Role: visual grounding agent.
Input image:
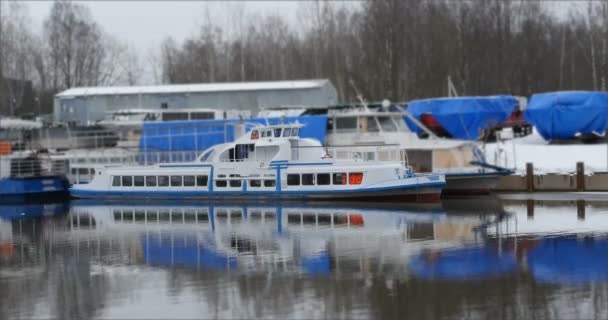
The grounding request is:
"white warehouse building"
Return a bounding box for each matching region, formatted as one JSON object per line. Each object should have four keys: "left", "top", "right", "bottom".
{"left": 54, "top": 79, "right": 338, "bottom": 125}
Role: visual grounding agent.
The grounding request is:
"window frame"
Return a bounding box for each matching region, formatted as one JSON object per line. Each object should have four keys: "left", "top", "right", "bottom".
{"left": 121, "top": 176, "right": 133, "bottom": 187}
{"left": 146, "top": 176, "right": 157, "bottom": 187}
{"left": 170, "top": 176, "right": 183, "bottom": 187}
{"left": 112, "top": 176, "right": 121, "bottom": 187}
{"left": 287, "top": 174, "right": 300, "bottom": 186}
{"left": 317, "top": 173, "right": 331, "bottom": 185}
{"left": 133, "top": 176, "right": 145, "bottom": 187}
{"left": 158, "top": 175, "right": 169, "bottom": 187}
{"left": 183, "top": 175, "right": 195, "bottom": 187}
{"left": 196, "top": 175, "right": 208, "bottom": 187}
{"left": 301, "top": 173, "right": 315, "bottom": 185}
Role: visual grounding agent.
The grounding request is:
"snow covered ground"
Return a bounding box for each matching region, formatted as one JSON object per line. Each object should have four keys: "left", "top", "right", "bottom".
{"left": 484, "top": 128, "right": 608, "bottom": 174}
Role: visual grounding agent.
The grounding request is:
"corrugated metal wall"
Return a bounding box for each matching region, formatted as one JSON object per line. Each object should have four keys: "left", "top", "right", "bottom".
{"left": 54, "top": 82, "right": 338, "bottom": 125}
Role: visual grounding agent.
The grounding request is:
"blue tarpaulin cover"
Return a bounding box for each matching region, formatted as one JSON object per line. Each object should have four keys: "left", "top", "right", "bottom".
{"left": 139, "top": 115, "right": 328, "bottom": 152}
{"left": 528, "top": 237, "right": 608, "bottom": 284}
{"left": 524, "top": 91, "right": 608, "bottom": 140}
{"left": 405, "top": 96, "right": 518, "bottom": 140}
{"left": 302, "top": 251, "right": 331, "bottom": 275}
{"left": 142, "top": 235, "right": 237, "bottom": 270}
{"left": 408, "top": 246, "right": 517, "bottom": 280}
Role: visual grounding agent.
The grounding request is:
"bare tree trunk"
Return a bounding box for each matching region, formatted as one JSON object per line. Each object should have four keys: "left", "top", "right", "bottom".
{"left": 559, "top": 26, "right": 566, "bottom": 89}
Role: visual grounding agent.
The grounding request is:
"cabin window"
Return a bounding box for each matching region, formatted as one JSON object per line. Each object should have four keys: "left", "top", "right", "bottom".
{"left": 112, "top": 176, "right": 121, "bottom": 187}
{"left": 158, "top": 176, "right": 169, "bottom": 187}
{"left": 261, "top": 131, "right": 266, "bottom": 137}
{"left": 230, "top": 180, "right": 242, "bottom": 187}
{"left": 363, "top": 116, "right": 380, "bottom": 132}
{"left": 274, "top": 128, "right": 282, "bottom": 137}
{"left": 190, "top": 112, "right": 214, "bottom": 120}
{"left": 302, "top": 174, "right": 315, "bottom": 185}
{"left": 183, "top": 175, "right": 195, "bottom": 187}
{"left": 122, "top": 176, "right": 133, "bottom": 187}
{"left": 162, "top": 112, "right": 188, "bottom": 121}
{"left": 349, "top": 172, "right": 364, "bottom": 185}
{"left": 146, "top": 176, "right": 157, "bottom": 187}
{"left": 317, "top": 173, "right": 331, "bottom": 185}
{"left": 333, "top": 173, "right": 347, "bottom": 185}
{"left": 216, "top": 180, "right": 227, "bottom": 187}
{"left": 287, "top": 174, "right": 300, "bottom": 186}
{"left": 170, "top": 176, "right": 183, "bottom": 187}
{"left": 336, "top": 117, "right": 357, "bottom": 131}
{"left": 266, "top": 130, "right": 272, "bottom": 137}
{"left": 264, "top": 180, "right": 276, "bottom": 187}
{"left": 196, "top": 175, "right": 208, "bottom": 186}
{"left": 250, "top": 180, "right": 261, "bottom": 187}
{"left": 291, "top": 128, "right": 299, "bottom": 136}
{"left": 378, "top": 116, "right": 397, "bottom": 132}
{"left": 134, "top": 176, "right": 145, "bottom": 187}
{"left": 251, "top": 130, "right": 259, "bottom": 140}
{"left": 283, "top": 128, "right": 291, "bottom": 137}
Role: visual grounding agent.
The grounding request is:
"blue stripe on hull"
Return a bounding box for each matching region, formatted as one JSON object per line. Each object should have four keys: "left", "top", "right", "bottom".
{"left": 70, "top": 181, "right": 445, "bottom": 201}
{"left": 0, "top": 176, "right": 69, "bottom": 196}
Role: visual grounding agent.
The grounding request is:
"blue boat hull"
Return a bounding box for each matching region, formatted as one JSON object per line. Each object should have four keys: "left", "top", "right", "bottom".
{"left": 0, "top": 176, "right": 69, "bottom": 199}
{"left": 70, "top": 182, "right": 445, "bottom": 203}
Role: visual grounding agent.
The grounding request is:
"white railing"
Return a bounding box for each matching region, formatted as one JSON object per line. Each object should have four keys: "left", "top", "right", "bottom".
{"left": 1, "top": 157, "right": 67, "bottom": 178}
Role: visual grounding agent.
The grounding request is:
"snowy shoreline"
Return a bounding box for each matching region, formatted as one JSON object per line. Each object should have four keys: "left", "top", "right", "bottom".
{"left": 484, "top": 129, "right": 608, "bottom": 174}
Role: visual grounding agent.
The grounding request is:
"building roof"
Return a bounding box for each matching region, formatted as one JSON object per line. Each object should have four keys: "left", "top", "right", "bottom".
{"left": 56, "top": 79, "right": 331, "bottom": 98}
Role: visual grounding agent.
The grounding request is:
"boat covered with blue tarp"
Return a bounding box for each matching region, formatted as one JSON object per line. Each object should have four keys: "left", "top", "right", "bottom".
{"left": 139, "top": 115, "right": 328, "bottom": 152}
{"left": 404, "top": 96, "right": 519, "bottom": 140}
{"left": 524, "top": 91, "right": 608, "bottom": 140}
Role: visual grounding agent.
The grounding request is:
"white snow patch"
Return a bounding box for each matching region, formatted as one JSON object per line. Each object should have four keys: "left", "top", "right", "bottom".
{"left": 485, "top": 128, "right": 608, "bottom": 173}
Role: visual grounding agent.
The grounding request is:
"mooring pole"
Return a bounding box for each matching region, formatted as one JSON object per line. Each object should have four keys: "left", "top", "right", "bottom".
{"left": 526, "top": 162, "right": 534, "bottom": 192}
{"left": 576, "top": 162, "right": 585, "bottom": 192}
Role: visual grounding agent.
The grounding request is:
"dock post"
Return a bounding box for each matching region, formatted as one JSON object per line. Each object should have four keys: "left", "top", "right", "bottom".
{"left": 526, "top": 162, "right": 534, "bottom": 192}
{"left": 526, "top": 199, "right": 534, "bottom": 220}
{"left": 577, "top": 200, "right": 586, "bottom": 220}
{"left": 576, "top": 162, "right": 585, "bottom": 192}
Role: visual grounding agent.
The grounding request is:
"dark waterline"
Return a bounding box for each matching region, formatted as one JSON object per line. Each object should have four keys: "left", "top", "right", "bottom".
{"left": 1, "top": 196, "right": 608, "bottom": 319}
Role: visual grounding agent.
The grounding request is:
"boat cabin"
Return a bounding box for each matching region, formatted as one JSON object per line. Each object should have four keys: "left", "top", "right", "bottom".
{"left": 197, "top": 123, "right": 324, "bottom": 164}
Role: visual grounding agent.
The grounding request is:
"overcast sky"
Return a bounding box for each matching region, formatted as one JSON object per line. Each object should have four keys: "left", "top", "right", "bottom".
{"left": 19, "top": 0, "right": 575, "bottom": 85}
{"left": 25, "top": 1, "right": 304, "bottom": 52}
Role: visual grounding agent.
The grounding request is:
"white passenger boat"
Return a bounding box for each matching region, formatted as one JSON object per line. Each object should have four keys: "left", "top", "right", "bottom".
{"left": 70, "top": 123, "right": 445, "bottom": 202}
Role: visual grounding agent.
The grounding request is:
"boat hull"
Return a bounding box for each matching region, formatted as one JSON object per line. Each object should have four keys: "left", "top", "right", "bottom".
{"left": 70, "top": 182, "right": 444, "bottom": 203}
{"left": 443, "top": 172, "right": 506, "bottom": 195}
{"left": 0, "top": 176, "right": 69, "bottom": 199}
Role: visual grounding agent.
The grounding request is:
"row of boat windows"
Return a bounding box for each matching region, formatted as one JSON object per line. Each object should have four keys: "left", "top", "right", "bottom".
{"left": 286, "top": 172, "right": 363, "bottom": 186}
{"left": 112, "top": 175, "right": 209, "bottom": 187}
{"left": 250, "top": 127, "right": 299, "bottom": 139}
{"left": 111, "top": 173, "right": 362, "bottom": 188}
{"left": 215, "top": 179, "right": 276, "bottom": 188}
{"left": 111, "top": 208, "right": 361, "bottom": 226}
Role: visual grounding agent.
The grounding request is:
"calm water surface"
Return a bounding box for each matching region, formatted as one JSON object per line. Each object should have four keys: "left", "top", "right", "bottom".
{"left": 1, "top": 196, "right": 608, "bottom": 319}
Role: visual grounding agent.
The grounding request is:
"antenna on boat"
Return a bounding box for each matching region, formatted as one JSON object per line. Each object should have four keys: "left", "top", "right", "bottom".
{"left": 259, "top": 106, "right": 270, "bottom": 126}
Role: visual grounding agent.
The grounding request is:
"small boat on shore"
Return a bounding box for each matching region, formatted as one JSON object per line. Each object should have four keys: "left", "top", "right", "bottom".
{"left": 70, "top": 123, "right": 445, "bottom": 202}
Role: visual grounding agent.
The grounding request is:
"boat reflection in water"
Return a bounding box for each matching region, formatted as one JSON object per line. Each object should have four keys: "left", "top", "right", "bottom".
{"left": 66, "top": 200, "right": 504, "bottom": 275}
{"left": 6, "top": 199, "right": 608, "bottom": 319}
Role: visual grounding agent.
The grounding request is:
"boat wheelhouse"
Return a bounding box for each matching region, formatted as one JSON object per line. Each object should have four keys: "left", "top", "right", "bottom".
{"left": 70, "top": 123, "right": 445, "bottom": 202}
{"left": 323, "top": 104, "right": 512, "bottom": 194}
